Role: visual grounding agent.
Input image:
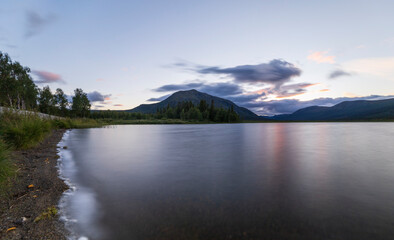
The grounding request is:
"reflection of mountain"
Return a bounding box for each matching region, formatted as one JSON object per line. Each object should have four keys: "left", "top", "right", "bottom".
{"left": 127, "top": 89, "right": 262, "bottom": 120}
{"left": 272, "top": 98, "right": 394, "bottom": 121}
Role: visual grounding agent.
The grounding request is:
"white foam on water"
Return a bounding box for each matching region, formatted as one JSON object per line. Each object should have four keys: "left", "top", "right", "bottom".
{"left": 57, "top": 130, "right": 102, "bottom": 240}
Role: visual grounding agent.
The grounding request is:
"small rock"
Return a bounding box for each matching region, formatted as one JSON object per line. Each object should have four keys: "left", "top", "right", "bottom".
{"left": 13, "top": 219, "right": 23, "bottom": 226}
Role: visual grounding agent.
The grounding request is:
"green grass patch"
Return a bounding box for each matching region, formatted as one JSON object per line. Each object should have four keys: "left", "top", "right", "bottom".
{"left": 0, "top": 112, "right": 51, "bottom": 149}
{"left": 0, "top": 111, "right": 103, "bottom": 202}
{"left": 66, "top": 118, "right": 104, "bottom": 128}
{"left": 34, "top": 206, "right": 58, "bottom": 222}
{"left": 0, "top": 138, "right": 16, "bottom": 199}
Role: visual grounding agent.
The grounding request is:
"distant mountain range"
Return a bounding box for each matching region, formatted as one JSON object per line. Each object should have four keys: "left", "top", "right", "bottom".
{"left": 127, "top": 89, "right": 261, "bottom": 120}
{"left": 271, "top": 98, "right": 394, "bottom": 121}
{"left": 126, "top": 89, "right": 394, "bottom": 121}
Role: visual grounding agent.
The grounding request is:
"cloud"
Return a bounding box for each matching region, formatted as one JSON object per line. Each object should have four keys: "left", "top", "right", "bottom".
{"left": 251, "top": 83, "right": 317, "bottom": 99}
{"left": 196, "top": 59, "right": 301, "bottom": 87}
{"left": 198, "top": 82, "right": 243, "bottom": 96}
{"left": 113, "top": 104, "right": 123, "bottom": 107}
{"left": 25, "top": 11, "right": 55, "bottom": 38}
{"left": 249, "top": 95, "right": 394, "bottom": 116}
{"left": 275, "top": 83, "right": 318, "bottom": 98}
{"left": 151, "top": 80, "right": 318, "bottom": 110}
{"left": 93, "top": 105, "right": 105, "bottom": 108}
{"left": 307, "top": 51, "right": 335, "bottom": 64}
{"left": 153, "top": 82, "right": 242, "bottom": 97}
{"left": 227, "top": 94, "right": 264, "bottom": 104}
{"left": 96, "top": 78, "right": 105, "bottom": 82}
{"left": 343, "top": 57, "right": 394, "bottom": 78}
{"left": 329, "top": 69, "right": 352, "bottom": 79}
{"left": 33, "top": 70, "right": 65, "bottom": 84}
{"left": 87, "top": 91, "right": 111, "bottom": 102}
{"left": 147, "top": 94, "right": 171, "bottom": 102}
{"left": 154, "top": 82, "right": 204, "bottom": 92}
{"left": 356, "top": 44, "right": 366, "bottom": 49}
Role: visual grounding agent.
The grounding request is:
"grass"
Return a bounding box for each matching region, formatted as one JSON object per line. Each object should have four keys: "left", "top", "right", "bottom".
{"left": 0, "top": 111, "right": 104, "bottom": 150}
{"left": 34, "top": 206, "right": 58, "bottom": 222}
{"left": 52, "top": 118, "right": 104, "bottom": 129}
{"left": 0, "top": 111, "right": 103, "bottom": 199}
{"left": 0, "top": 138, "right": 16, "bottom": 199}
{"left": 0, "top": 113, "right": 51, "bottom": 149}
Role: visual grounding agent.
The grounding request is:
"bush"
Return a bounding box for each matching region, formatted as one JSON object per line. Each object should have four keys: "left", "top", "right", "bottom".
{"left": 51, "top": 119, "right": 71, "bottom": 129}
{"left": 1, "top": 115, "right": 51, "bottom": 149}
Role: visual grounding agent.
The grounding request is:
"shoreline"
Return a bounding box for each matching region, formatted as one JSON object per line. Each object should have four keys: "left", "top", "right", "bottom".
{"left": 0, "top": 129, "right": 69, "bottom": 239}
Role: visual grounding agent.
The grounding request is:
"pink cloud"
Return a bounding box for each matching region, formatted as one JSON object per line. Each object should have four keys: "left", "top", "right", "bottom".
{"left": 307, "top": 51, "right": 335, "bottom": 64}
{"left": 33, "top": 70, "right": 65, "bottom": 84}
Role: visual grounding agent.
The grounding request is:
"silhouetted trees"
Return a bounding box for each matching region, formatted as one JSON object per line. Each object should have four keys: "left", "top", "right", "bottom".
{"left": 155, "top": 100, "right": 239, "bottom": 122}
{"left": 54, "top": 88, "right": 69, "bottom": 116}
{"left": 0, "top": 51, "right": 92, "bottom": 118}
{"left": 71, "top": 88, "right": 91, "bottom": 117}
{"left": 0, "top": 52, "right": 38, "bottom": 110}
{"left": 90, "top": 100, "right": 240, "bottom": 123}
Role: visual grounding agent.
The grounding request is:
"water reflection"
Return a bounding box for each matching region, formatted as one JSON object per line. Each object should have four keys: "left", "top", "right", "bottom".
{"left": 59, "top": 123, "right": 394, "bottom": 240}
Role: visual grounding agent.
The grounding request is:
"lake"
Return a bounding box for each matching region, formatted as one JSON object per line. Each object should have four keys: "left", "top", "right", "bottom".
{"left": 57, "top": 123, "right": 394, "bottom": 240}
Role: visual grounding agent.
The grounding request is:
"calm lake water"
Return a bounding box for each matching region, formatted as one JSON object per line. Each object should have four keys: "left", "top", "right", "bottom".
{"left": 58, "top": 123, "right": 394, "bottom": 240}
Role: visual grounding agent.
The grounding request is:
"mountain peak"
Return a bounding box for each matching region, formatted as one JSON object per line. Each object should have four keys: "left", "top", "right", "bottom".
{"left": 127, "top": 89, "right": 262, "bottom": 120}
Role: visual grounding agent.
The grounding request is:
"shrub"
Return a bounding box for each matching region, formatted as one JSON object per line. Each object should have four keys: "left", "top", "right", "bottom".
{"left": 0, "top": 112, "right": 51, "bottom": 149}
{"left": 2, "top": 117, "right": 51, "bottom": 149}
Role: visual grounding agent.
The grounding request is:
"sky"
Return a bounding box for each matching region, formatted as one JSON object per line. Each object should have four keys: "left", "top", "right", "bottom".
{"left": 1, "top": 0, "right": 394, "bottom": 115}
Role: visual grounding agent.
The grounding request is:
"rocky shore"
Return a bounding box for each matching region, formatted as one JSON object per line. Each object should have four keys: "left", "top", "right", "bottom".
{"left": 0, "top": 129, "right": 68, "bottom": 240}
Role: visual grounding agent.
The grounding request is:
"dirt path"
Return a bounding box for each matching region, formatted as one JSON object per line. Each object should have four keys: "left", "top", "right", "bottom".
{"left": 0, "top": 129, "right": 68, "bottom": 240}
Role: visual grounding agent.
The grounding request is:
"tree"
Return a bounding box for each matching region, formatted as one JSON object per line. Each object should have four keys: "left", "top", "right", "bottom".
{"left": 0, "top": 52, "right": 16, "bottom": 107}
{"left": 187, "top": 107, "right": 202, "bottom": 120}
{"left": 0, "top": 52, "right": 39, "bottom": 110}
{"left": 54, "top": 88, "right": 69, "bottom": 116}
{"left": 209, "top": 100, "right": 215, "bottom": 121}
{"left": 72, "top": 88, "right": 91, "bottom": 117}
{"left": 198, "top": 100, "right": 208, "bottom": 113}
{"left": 39, "top": 86, "right": 54, "bottom": 114}
{"left": 180, "top": 109, "right": 186, "bottom": 120}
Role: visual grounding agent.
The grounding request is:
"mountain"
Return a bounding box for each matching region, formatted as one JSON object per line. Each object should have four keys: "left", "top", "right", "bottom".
{"left": 127, "top": 89, "right": 261, "bottom": 120}
{"left": 272, "top": 98, "right": 394, "bottom": 121}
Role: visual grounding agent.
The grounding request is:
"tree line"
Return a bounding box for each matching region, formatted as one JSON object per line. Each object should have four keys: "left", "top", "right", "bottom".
{"left": 91, "top": 100, "right": 240, "bottom": 123}
{"left": 0, "top": 51, "right": 91, "bottom": 117}
{"left": 155, "top": 100, "right": 240, "bottom": 122}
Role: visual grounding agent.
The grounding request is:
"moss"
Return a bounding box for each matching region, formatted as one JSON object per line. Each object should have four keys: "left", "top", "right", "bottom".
{"left": 34, "top": 206, "right": 58, "bottom": 222}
